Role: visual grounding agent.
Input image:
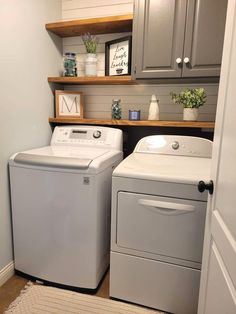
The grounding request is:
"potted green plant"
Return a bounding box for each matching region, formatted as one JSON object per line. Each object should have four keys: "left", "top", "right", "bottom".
{"left": 170, "top": 88, "right": 206, "bottom": 121}
{"left": 82, "top": 32, "right": 99, "bottom": 77}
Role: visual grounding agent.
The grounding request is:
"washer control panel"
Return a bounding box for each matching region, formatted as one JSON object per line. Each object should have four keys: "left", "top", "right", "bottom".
{"left": 50, "top": 126, "right": 123, "bottom": 150}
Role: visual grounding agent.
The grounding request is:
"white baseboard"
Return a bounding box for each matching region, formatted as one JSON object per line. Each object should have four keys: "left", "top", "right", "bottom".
{"left": 0, "top": 261, "right": 15, "bottom": 287}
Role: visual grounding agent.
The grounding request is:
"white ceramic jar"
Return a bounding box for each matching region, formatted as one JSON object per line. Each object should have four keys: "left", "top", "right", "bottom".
{"left": 85, "top": 53, "right": 97, "bottom": 77}
{"left": 183, "top": 108, "right": 199, "bottom": 121}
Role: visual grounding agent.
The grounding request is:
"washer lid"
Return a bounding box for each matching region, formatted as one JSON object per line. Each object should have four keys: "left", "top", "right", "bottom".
{"left": 113, "top": 152, "right": 212, "bottom": 184}
{"left": 13, "top": 146, "right": 109, "bottom": 170}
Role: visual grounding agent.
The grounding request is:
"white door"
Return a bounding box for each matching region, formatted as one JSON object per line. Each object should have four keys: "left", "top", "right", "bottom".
{"left": 198, "top": 0, "right": 236, "bottom": 313}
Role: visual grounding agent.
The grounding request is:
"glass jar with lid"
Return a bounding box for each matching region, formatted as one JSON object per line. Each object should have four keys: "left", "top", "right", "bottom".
{"left": 63, "top": 52, "right": 77, "bottom": 77}
{"left": 111, "top": 99, "right": 122, "bottom": 119}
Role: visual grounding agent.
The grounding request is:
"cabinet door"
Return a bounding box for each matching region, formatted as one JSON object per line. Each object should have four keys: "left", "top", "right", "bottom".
{"left": 132, "top": 0, "right": 187, "bottom": 78}
{"left": 182, "top": 0, "right": 228, "bottom": 77}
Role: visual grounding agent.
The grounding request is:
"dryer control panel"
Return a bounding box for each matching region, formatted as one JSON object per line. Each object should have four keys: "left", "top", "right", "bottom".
{"left": 51, "top": 126, "right": 123, "bottom": 151}
{"left": 135, "top": 135, "right": 212, "bottom": 158}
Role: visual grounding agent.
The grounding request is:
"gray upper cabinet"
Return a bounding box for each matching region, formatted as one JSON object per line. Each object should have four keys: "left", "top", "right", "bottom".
{"left": 183, "top": 0, "right": 228, "bottom": 77}
{"left": 132, "top": 0, "right": 228, "bottom": 79}
{"left": 132, "top": 0, "right": 187, "bottom": 78}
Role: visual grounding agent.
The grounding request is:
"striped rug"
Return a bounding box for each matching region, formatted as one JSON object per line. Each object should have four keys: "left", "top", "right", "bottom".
{"left": 5, "top": 283, "right": 164, "bottom": 314}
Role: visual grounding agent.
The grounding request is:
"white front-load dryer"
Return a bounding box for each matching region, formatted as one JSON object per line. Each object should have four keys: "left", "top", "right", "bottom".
{"left": 110, "top": 135, "right": 212, "bottom": 314}
{"left": 9, "top": 126, "right": 123, "bottom": 290}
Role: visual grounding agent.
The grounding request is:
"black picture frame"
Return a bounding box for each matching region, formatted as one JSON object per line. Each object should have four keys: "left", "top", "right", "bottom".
{"left": 105, "top": 36, "right": 132, "bottom": 76}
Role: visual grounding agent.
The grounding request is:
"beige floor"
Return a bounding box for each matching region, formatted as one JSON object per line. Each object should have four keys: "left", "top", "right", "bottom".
{"left": 0, "top": 271, "right": 109, "bottom": 314}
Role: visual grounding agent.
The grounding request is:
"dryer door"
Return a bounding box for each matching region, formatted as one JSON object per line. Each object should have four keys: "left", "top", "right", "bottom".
{"left": 116, "top": 192, "right": 206, "bottom": 263}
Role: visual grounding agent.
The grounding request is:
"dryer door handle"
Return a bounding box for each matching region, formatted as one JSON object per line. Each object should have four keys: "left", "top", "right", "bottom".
{"left": 138, "top": 199, "right": 195, "bottom": 215}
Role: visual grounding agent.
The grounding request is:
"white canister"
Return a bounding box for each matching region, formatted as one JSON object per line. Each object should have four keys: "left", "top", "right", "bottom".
{"left": 183, "top": 108, "right": 199, "bottom": 121}
{"left": 85, "top": 53, "right": 97, "bottom": 77}
{"left": 148, "top": 94, "right": 160, "bottom": 120}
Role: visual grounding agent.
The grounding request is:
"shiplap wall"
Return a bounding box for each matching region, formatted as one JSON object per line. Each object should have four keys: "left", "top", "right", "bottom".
{"left": 62, "top": 0, "right": 218, "bottom": 121}
{"left": 62, "top": 0, "right": 134, "bottom": 20}
{"left": 65, "top": 84, "right": 218, "bottom": 121}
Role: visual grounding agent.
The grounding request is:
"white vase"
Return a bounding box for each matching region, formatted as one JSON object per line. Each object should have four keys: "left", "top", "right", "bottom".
{"left": 148, "top": 94, "right": 160, "bottom": 120}
{"left": 85, "top": 53, "right": 97, "bottom": 77}
{"left": 183, "top": 108, "right": 199, "bottom": 121}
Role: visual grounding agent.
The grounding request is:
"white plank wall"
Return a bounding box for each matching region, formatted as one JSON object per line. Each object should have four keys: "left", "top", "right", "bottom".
{"left": 62, "top": 0, "right": 134, "bottom": 20}
{"left": 65, "top": 84, "right": 218, "bottom": 121}
{"left": 62, "top": 0, "right": 218, "bottom": 121}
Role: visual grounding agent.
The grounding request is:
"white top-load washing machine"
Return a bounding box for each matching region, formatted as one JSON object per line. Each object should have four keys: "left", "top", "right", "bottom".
{"left": 9, "top": 125, "right": 123, "bottom": 290}
{"left": 110, "top": 135, "right": 212, "bottom": 314}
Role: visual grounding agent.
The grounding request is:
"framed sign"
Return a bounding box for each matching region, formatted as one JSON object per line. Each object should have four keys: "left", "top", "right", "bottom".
{"left": 105, "top": 36, "right": 132, "bottom": 76}
{"left": 55, "top": 90, "right": 83, "bottom": 118}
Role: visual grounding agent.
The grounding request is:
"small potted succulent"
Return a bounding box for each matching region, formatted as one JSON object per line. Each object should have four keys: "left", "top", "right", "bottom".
{"left": 82, "top": 32, "right": 99, "bottom": 77}
{"left": 170, "top": 88, "right": 206, "bottom": 121}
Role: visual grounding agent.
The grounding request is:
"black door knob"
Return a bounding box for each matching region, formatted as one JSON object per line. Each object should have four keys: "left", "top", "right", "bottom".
{"left": 198, "top": 180, "right": 214, "bottom": 195}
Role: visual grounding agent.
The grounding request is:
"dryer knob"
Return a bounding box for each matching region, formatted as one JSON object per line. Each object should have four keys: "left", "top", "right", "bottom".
{"left": 93, "top": 130, "right": 101, "bottom": 139}
{"left": 172, "top": 141, "right": 179, "bottom": 150}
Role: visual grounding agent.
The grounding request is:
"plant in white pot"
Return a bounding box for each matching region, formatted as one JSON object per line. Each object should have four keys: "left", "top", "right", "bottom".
{"left": 170, "top": 88, "right": 206, "bottom": 121}
{"left": 82, "top": 33, "right": 99, "bottom": 77}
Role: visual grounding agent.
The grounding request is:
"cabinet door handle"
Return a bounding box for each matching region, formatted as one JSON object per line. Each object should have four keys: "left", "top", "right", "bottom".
{"left": 176, "top": 57, "right": 182, "bottom": 64}
{"left": 138, "top": 199, "right": 195, "bottom": 215}
{"left": 184, "top": 57, "right": 190, "bottom": 64}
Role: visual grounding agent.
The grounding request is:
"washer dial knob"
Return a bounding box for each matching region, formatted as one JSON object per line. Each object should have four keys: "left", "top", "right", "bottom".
{"left": 93, "top": 130, "right": 101, "bottom": 139}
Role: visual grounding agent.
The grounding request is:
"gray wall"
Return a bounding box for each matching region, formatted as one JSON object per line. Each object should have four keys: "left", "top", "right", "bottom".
{"left": 0, "top": 0, "right": 62, "bottom": 271}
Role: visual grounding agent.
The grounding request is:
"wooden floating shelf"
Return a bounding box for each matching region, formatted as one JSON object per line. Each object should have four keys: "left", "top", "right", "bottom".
{"left": 49, "top": 118, "right": 215, "bottom": 129}
{"left": 45, "top": 14, "right": 133, "bottom": 37}
{"left": 48, "top": 75, "right": 135, "bottom": 85}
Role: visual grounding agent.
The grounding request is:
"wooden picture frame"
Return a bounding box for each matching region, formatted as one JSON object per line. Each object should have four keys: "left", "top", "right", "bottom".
{"left": 55, "top": 90, "right": 83, "bottom": 118}
{"left": 105, "top": 36, "right": 132, "bottom": 76}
